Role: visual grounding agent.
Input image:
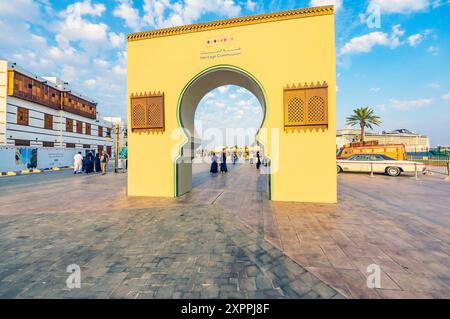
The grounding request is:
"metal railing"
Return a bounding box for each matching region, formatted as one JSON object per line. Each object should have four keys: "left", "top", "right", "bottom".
{"left": 407, "top": 154, "right": 450, "bottom": 176}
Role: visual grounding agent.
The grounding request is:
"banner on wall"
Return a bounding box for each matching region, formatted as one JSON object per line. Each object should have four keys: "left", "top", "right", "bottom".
{"left": 0, "top": 147, "right": 81, "bottom": 172}
{"left": 14, "top": 148, "right": 37, "bottom": 169}
{"left": 119, "top": 147, "right": 128, "bottom": 159}
{"left": 37, "top": 149, "right": 78, "bottom": 169}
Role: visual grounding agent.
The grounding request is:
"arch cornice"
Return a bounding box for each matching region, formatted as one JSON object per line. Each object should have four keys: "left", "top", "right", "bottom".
{"left": 127, "top": 5, "right": 333, "bottom": 42}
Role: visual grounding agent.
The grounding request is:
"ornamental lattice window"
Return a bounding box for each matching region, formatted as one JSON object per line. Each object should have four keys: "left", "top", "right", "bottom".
{"left": 284, "top": 82, "right": 328, "bottom": 130}
{"left": 130, "top": 92, "right": 165, "bottom": 132}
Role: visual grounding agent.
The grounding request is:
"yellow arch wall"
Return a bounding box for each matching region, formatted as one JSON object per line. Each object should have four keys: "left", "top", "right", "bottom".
{"left": 127, "top": 6, "right": 337, "bottom": 203}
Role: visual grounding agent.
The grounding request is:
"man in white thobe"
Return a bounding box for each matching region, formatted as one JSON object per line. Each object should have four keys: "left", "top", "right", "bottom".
{"left": 73, "top": 152, "right": 83, "bottom": 174}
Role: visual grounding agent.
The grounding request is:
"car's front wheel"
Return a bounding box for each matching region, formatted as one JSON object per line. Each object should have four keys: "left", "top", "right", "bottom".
{"left": 386, "top": 166, "right": 401, "bottom": 176}
{"left": 337, "top": 165, "right": 342, "bottom": 173}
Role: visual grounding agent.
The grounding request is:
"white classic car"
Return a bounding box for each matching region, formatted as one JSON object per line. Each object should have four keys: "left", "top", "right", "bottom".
{"left": 337, "top": 154, "right": 426, "bottom": 176}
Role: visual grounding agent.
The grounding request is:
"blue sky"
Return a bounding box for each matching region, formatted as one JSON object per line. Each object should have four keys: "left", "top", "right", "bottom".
{"left": 0, "top": 0, "right": 449, "bottom": 146}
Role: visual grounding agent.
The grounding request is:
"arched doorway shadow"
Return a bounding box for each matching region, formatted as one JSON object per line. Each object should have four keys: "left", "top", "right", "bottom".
{"left": 175, "top": 65, "right": 270, "bottom": 198}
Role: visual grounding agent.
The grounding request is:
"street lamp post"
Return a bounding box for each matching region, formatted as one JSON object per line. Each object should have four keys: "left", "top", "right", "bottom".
{"left": 114, "top": 124, "right": 119, "bottom": 173}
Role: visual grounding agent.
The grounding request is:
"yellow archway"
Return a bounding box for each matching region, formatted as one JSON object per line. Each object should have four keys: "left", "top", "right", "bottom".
{"left": 127, "top": 5, "right": 337, "bottom": 203}
{"left": 176, "top": 65, "right": 267, "bottom": 196}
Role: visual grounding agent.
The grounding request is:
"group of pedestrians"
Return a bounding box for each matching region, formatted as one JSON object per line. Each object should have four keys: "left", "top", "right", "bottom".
{"left": 210, "top": 149, "right": 228, "bottom": 174}
{"left": 73, "top": 150, "right": 109, "bottom": 175}
{"left": 209, "top": 150, "right": 262, "bottom": 173}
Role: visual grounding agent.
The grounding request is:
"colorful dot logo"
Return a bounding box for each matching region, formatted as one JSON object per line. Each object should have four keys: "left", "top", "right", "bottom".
{"left": 207, "top": 37, "right": 234, "bottom": 45}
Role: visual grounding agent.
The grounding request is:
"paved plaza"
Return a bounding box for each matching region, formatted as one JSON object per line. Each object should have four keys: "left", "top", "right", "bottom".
{"left": 0, "top": 163, "right": 449, "bottom": 298}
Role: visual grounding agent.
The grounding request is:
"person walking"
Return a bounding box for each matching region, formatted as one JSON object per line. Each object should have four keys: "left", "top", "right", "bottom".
{"left": 232, "top": 151, "right": 238, "bottom": 165}
{"left": 210, "top": 152, "right": 218, "bottom": 174}
{"left": 94, "top": 153, "right": 101, "bottom": 173}
{"left": 100, "top": 150, "right": 109, "bottom": 175}
{"left": 220, "top": 149, "right": 228, "bottom": 173}
{"left": 73, "top": 152, "right": 83, "bottom": 174}
{"left": 256, "top": 151, "right": 261, "bottom": 170}
{"left": 85, "top": 151, "right": 94, "bottom": 174}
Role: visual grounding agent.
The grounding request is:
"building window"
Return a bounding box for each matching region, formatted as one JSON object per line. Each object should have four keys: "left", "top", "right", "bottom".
{"left": 106, "top": 128, "right": 111, "bottom": 137}
{"left": 66, "top": 143, "right": 75, "bottom": 148}
{"left": 83, "top": 144, "right": 90, "bottom": 149}
{"left": 76, "top": 121, "right": 83, "bottom": 134}
{"left": 86, "top": 123, "right": 91, "bottom": 135}
{"left": 43, "top": 141, "right": 54, "bottom": 147}
{"left": 130, "top": 92, "right": 165, "bottom": 132}
{"left": 98, "top": 126, "right": 103, "bottom": 137}
{"left": 17, "top": 107, "right": 29, "bottom": 126}
{"left": 28, "top": 83, "right": 33, "bottom": 89}
{"left": 15, "top": 139, "right": 30, "bottom": 146}
{"left": 66, "top": 118, "right": 73, "bottom": 132}
{"left": 44, "top": 114, "right": 53, "bottom": 130}
{"left": 97, "top": 145, "right": 104, "bottom": 154}
{"left": 107, "top": 146, "right": 112, "bottom": 155}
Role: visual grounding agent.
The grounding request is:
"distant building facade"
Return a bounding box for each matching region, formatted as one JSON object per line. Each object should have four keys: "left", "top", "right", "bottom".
{"left": 336, "top": 128, "right": 430, "bottom": 153}
{"left": 0, "top": 60, "right": 114, "bottom": 155}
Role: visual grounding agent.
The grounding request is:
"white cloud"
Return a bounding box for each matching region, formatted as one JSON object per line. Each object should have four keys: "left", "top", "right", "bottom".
{"left": 143, "top": 0, "right": 241, "bottom": 29}
{"left": 340, "top": 25, "right": 405, "bottom": 55}
{"left": 237, "top": 98, "right": 258, "bottom": 108}
{"left": 217, "top": 86, "right": 229, "bottom": 94}
{"left": 84, "top": 79, "right": 97, "bottom": 87}
{"left": 340, "top": 32, "right": 390, "bottom": 55}
{"left": 427, "top": 46, "right": 439, "bottom": 55}
{"left": 369, "top": 0, "right": 430, "bottom": 14}
{"left": 429, "top": 82, "right": 441, "bottom": 89}
{"left": 214, "top": 101, "right": 226, "bottom": 109}
{"left": 389, "top": 98, "right": 434, "bottom": 110}
{"left": 246, "top": 0, "right": 257, "bottom": 11}
{"left": 407, "top": 33, "right": 423, "bottom": 46}
{"left": 57, "top": 0, "right": 108, "bottom": 44}
{"left": 310, "top": 0, "right": 343, "bottom": 11}
{"left": 113, "top": 0, "right": 143, "bottom": 31}
{"left": 94, "top": 58, "right": 109, "bottom": 68}
{"left": 442, "top": 92, "right": 450, "bottom": 101}
{"left": 432, "top": 0, "right": 448, "bottom": 8}
{"left": 0, "top": 0, "right": 44, "bottom": 22}
{"left": 112, "top": 51, "right": 127, "bottom": 75}
{"left": 109, "top": 32, "right": 125, "bottom": 48}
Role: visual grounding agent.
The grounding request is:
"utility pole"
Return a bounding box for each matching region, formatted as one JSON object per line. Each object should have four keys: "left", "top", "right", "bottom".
{"left": 114, "top": 123, "right": 119, "bottom": 173}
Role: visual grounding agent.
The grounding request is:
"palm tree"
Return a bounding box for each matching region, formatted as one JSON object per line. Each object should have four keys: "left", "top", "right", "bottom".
{"left": 346, "top": 107, "right": 381, "bottom": 142}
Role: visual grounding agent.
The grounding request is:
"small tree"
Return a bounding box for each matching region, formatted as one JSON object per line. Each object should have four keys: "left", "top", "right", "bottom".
{"left": 346, "top": 107, "right": 381, "bottom": 142}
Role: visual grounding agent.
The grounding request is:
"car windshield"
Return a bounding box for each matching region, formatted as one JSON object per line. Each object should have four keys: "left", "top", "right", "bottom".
{"left": 348, "top": 155, "right": 370, "bottom": 161}
{"left": 348, "top": 154, "right": 396, "bottom": 161}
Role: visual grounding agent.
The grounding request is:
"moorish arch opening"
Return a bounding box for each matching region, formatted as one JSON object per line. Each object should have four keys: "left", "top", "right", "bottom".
{"left": 176, "top": 66, "right": 269, "bottom": 197}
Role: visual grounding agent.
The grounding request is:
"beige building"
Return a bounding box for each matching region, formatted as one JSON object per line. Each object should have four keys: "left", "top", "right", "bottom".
{"left": 336, "top": 128, "right": 430, "bottom": 153}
